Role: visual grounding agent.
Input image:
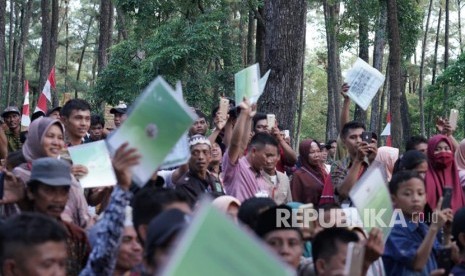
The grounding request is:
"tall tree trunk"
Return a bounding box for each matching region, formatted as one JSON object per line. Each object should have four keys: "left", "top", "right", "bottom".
{"left": 98, "top": 0, "right": 112, "bottom": 73}
{"left": 400, "top": 67, "right": 410, "bottom": 142}
{"left": 239, "top": 0, "right": 247, "bottom": 66}
{"left": 13, "top": 0, "right": 32, "bottom": 106}
{"left": 0, "top": 0, "right": 6, "bottom": 106}
{"left": 254, "top": 5, "right": 266, "bottom": 73}
{"left": 116, "top": 6, "right": 128, "bottom": 42}
{"left": 6, "top": 0, "right": 14, "bottom": 105}
{"left": 246, "top": 10, "right": 255, "bottom": 65}
{"left": 370, "top": 0, "right": 387, "bottom": 136}
{"left": 259, "top": 0, "right": 307, "bottom": 137}
{"left": 444, "top": 0, "right": 450, "bottom": 114}
{"left": 432, "top": 7, "right": 442, "bottom": 85}
{"left": 387, "top": 0, "right": 403, "bottom": 149}
{"left": 458, "top": 0, "right": 463, "bottom": 54}
{"left": 354, "top": 0, "right": 369, "bottom": 125}
{"left": 323, "top": 0, "right": 341, "bottom": 140}
{"left": 39, "top": 0, "right": 51, "bottom": 107}
{"left": 378, "top": 64, "right": 389, "bottom": 143}
{"left": 76, "top": 12, "right": 95, "bottom": 97}
{"left": 419, "top": 0, "right": 433, "bottom": 136}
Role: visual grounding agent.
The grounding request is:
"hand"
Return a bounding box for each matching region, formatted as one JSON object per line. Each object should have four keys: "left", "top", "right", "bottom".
{"left": 367, "top": 139, "right": 378, "bottom": 163}
{"left": 429, "top": 269, "right": 446, "bottom": 276}
{"left": 71, "top": 165, "right": 88, "bottom": 180}
{"left": 214, "top": 112, "right": 229, "bottom": 131}
{"left": 355, "top": 142, "right": 370, "bottom": 162}
{"left": 341, "top": 83, "right": 350, "bottom": 99}
{"left": 435, "top": 117, "right": 453, "bottom": 136}
{"left": 112, "top": 142, "right": 141, "bottom": 190}
{"left": 363, "top": 227, "right": 384, "bottom": 265}
{"left": 239, "top": 98, "right": 256, "bottom": 118}
{"left": 271, "top": 126, "right": 283, "bottom": 142}
{"left": 0, "top": 170, "right": 24, "bottom": 204}
{"left": 431, "top": 197, "right": 452, "bottom": 231}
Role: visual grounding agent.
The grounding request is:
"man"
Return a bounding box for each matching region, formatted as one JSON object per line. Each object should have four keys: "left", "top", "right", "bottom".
{"left": 252, "top": 112, "right": 297, "bottom": 173}
{"left": 330, "top": 121, "right": 377, "bottom": 205}
{"left": 174, "top": 135, "right": 224, "bottom": 206}
{"left": 47, "top": 106, "right": 62, "bottom": 120}
{"left": 326, "top": 139, "right": 337, "bottom": 162}
{"left": 405, "top": 135, "right": 428, "bottom": 154}
{"left": 0, "top": 213, "right": 68, "bottom": 276}
{"left": 262, "top": 150, "right": 292, "bottom": 205}
{"left": 222, "top": 99, "right": 279, "bottom": 202}
{"left": 89, "top": 114, "right": 105, "bottom": 141}
{"left": 60, "top": 99, "right": 91, "bottom": 146}
{"left": 110, "top": 102, "right": 127, "bottom": 129}
{"left": 2, "top": 106, "right": 23, "bottom": 153}
{"left": 188, "top": 108, "right": 208, "bottom": 136}
{"left": 25, "top": 157, "right": 90, "bottom": 275}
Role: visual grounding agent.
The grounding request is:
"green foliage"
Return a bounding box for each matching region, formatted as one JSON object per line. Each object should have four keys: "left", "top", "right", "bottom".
{"left": 398, "top": 0, "right": 423, "bottom": 59}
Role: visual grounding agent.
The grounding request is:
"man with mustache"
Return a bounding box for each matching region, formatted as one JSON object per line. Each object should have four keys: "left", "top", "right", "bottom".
{"left": 26, "top": 157, "right": 90, "bottom": 275}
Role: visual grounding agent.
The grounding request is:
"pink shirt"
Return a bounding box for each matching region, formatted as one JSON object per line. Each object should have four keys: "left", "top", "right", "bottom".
{"left": 222, "top": 150, "right": 268, "bottom": 202}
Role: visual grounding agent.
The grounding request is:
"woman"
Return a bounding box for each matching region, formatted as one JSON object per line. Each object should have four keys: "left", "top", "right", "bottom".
{"left": 455, "top": 139, "right": 465, "bottom": 188}
{"left": 291, "top": 139, "right": 328, "bottom": 206}
{"left": 212, "top": 195, "right": 241, "bottom": 224}
{"left": 425, "top": 135, "right": 465, "bottom": 213}
{"left": 375, "top": 146, "right": 399, "bottom": 181}
{"left": 14, "top": 117, "right": 92, "bottom": 228}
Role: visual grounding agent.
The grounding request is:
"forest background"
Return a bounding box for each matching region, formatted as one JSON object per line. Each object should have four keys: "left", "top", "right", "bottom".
{"left": 0, "top": 0, "right": 463, "bottom": 150}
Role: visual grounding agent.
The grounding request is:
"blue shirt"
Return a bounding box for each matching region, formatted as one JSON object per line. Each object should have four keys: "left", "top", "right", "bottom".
{"left": 383, "top": 220, "right": 440, "bottom": 276}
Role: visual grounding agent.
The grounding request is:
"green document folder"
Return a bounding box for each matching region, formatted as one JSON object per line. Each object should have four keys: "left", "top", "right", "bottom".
{"left": 161, "top": 202, "right": 295, "bottom": 276}
{"left": 235, "top": 63, "right": 271, "bottom": 105}
{"left": 107, "top": 77, "right": 196, "bottom": 187}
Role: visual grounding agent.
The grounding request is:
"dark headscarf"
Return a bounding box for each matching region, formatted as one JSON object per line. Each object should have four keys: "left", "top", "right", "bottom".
{"left": 298, "top": 139, "right": 326, "bottom": 181}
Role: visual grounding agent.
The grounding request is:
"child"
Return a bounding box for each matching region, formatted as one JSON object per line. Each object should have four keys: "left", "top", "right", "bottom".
{"left": 89, "top": 114, "right": 105, "bottom": 141}
{"left": 383, "top": 170, "right": 453, "bottom": 275}
{"left": 451, "top": 207, "right": 465, "bottom": 274}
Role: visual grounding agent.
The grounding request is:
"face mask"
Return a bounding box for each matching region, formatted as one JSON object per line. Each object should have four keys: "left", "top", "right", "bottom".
{"left": 433, "top": 151, "right": 454, "bottom": 169}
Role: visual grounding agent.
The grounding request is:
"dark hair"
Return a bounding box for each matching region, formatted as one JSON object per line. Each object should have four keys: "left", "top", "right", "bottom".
{"left": 60, "top": 99, "right": 91, "bottom": 118}
{"left": 392, "top": 150, "right": 427, "bottom": 174}
{"left": 341, "top": 121, "right": 366, "bottom": 139}
{"left": 325, "top": 139, "right": 337, "bottom": 150}
{"left": 131, "top": 187, "right": 189, "bottom": 234}
{"left": 252, "top": 112, "right": 267, "bottom": 130}
{"left": 0, "top": 213, "right": 67, "bottom": 266}
{"left": 31, "top": 111, "right": 45, "bottom": 122}
{"left": 406, "top": 135, "right": 428, "bottom": 152}
{"left": 238, "top": 197, "right": 277, "bottom": 230}
{"left": 27, "top": 180, "right": 70, "bottom": 194}
{"left": 248, "top": 132, "right": 279, "bottom": 151}
{"left": 90, "top": 114, "right": 105, "bottom": 128}
{"left": 194, "top": 108, "right": 207, "bottom": 120}
{"left": 311, "top": 227, "right": 359, "bottom": 270}
{"left": 389, "top": 170, "right": 424, "bottom": 195}
{"left": 6, "top": 150, "right": 26, "bottom": 171}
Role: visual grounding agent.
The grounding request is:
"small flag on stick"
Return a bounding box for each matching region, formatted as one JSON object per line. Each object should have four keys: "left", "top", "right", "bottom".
{"left": 34, "top": 67, "right": 56, "bottom": 113}
{"left": 21, "top": 80, "right": 31, "bottom": 127}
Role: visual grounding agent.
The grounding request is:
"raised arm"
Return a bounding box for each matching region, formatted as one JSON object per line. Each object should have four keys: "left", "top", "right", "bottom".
{"left": 340, "top": 83, "right": 350, "bottom": 133}
{"left": 228, "top": 99, "right": 255, "bottom": 164}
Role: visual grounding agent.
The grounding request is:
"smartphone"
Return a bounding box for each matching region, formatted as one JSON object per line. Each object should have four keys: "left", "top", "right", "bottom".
{"left": 0, "top": 172, "right": 4, "bottom": 199}
{"left": 361, "top": 131, "right": 372, "bottom": 143}
{"left": 218, "top": 97, "right": 230, "bottom": 120}
{"left": 437, "top": 247, "right": 453, "bottom": 274}
{"left": 267, "top": 114, "right": 275, "bottom": 131}
{"left": 284, "top": 130, "right": 290, "bottom": 139}
{"left": 449, "top": 109, "right": 459, "bottom": 130}
{"left": 442, "top": 187, "right": 452, "bottom": 209}
{"left": 344, "top": 242, "right": 365, "bottom": 276}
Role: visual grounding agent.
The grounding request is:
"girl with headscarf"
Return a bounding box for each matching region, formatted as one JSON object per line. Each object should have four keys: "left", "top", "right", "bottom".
{"left": 375, "top": 146, "right": 399, "bottom": 181}
{"left": 425, "top": 135, "right": 465, "bottom": 213}
{"left": 13, "top": 117, "right": 92, "bottom": 228}
{"left": 291, "top": 139, "right": 328, "bottom": 206}
{"left": 454, "top": 139, "right": 465, "bottom": 189}
{"left": 212, "top": 195, "right": 241, "bottom": 224}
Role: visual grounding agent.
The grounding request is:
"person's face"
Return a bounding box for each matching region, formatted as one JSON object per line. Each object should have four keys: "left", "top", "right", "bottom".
{"left": 3, "top": 241, "right": 67, "bottom": 276}
{"left": 41, "top": 125, "right": 65, "bottom": 158}
{"left": 251, "top": 144, "right": 278, "bottom": 171}
{"left": 48, "top": 111, "right": 60, "bottom": 120}
{"left": 264, "top": 230, "right": 303, "bottom": 269}
{"left": 414, "top": 142, "right": 428, "bottom": 154}
{"left": 90, "top": 123, "right": 104, "bottom": 140}
{"left": 320, "top": 148, "right": 328, "bottom": 162}
{"left": 4, "top": 113, "right": 20, "bottom": 130}
{"left": 392, "top": 177, "right": 426, "bottom": 218}
{"left": 63, "top": 109, "right": 91, "bottom": 139}
{"left": 29, "top": 184, "right": 70, "bottom": 219}
{"left": 189, "top": 143, "right": 211, "bottom": 173}
{"left": 342, "top": 128, "right": 364, "bottom": 157}
{"left": 307, "top": 142, "right": 321, "bottom": 166}
{"left": 315, "top": 241, "right": 348, "bottom": 276}
{"left": 114, "top": 113, "right": 127, "bottom": 128}
{"left": 434, "top": 141, "right": 452, "bottom": 154}
{"left": 189, "top": 118, "right": 208, "bottom": 136}
{"left": 116, "top": 226, "right": 143, "bottom": 272}
{"left": 413, "top": 161, "right": 428, "bottom": 180}
{"left": 211, "top": 143, "right": 222, "bottom": 163}
{"left": 328, "top": 142, "right": 337, "bottom": 157}
{"left": 226, "top": 203, "right": 239, "bottom": 224}
{"left": 254, "top": 119, "right": 268, "bottom": 134}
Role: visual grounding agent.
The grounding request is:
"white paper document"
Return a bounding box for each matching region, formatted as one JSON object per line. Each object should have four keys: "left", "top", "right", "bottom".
{"left": 345, "top": 58, "right": 385, "bottom": 111}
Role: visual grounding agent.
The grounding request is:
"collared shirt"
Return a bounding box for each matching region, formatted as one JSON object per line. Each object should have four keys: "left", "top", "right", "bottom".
{"left": 174, "top": 170, "right": 224, "bottom": 206}
{"left": 330, "top": 156, "right": 368, "bottom": 204}
{"left": 262, "top": 170, "right": 292, "bottom": 205}
{"left": 61, "top": 219, "right": 91, "bottom": 276}
{"left": 383, "top": 219, "right": 440, "bottom": 275}
{"left": 80, "top": 186, "right": 133, "bottom": 276}
{"left": 222, "top": 150, "right": 268, "bottom": 202}
{"left": 5, "top": 129, "right": 22, "bottom": 152}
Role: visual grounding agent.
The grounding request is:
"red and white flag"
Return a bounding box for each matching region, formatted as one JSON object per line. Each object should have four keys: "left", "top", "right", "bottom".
{"left": 381, "top": 112, "right": 392, "bottom": 146}
{"left": 34, "top": 67, "right": 56, "bottom": 113}
{"left": 21, "top": 80, "right": 31, "bottom": 127}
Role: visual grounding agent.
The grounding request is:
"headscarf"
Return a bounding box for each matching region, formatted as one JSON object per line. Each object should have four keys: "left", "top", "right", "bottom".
{"left": 455, "top": 139, "right": 465, "bottom": 171}
{"left": 212, "top": 195, "right": 241, "bottom": 213}
{"left": 425, "top": 135, "right": 465, "bottom": 212}
{"left": 298, "top": 139, "right": 327, "bottom": 182}
{"left": 375, "top": 146, "right": 399, "bottom": 181}
{"left": 22, "top": 117, "right": 65, "bottom": 162}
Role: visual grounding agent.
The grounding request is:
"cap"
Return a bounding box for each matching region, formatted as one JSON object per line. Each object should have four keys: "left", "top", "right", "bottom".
{"left": 46, "top": 106, "right": 61, "bottom": 117}
{"left": 1, "top": 106, "right": 20, "bottom": 118}
{"left": 453, "top": 207, "right": 465, "bottom": 243}
{"left": 145, "top": 209, "right": 189, "bottom": 251}
{"left": 255, "top": 205, "right": 302, "bottom": 238}
{"left": 31, "top": 111, "right": 45, "bottom": 122}
{"left": 188, "top": 134, "right": 211, "bottom": 148}
{"left": 29, "top": 157, "right": 72, "bottom": 186}
{"left": 110, "top": 102, "right": 127, "bottom": 114}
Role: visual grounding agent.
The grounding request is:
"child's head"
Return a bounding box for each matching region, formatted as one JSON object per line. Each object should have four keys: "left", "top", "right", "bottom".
{"left": 389, "top": 171, "right": 426, "bottom": 217}
{"left": 393, "top": 150, "right": 428, "bottom": 179}
{"left": 453, "top": 207, "right": 465, "bottom": 253}
{"left": 89, "top": 115, "right": 105, "bottom": 141}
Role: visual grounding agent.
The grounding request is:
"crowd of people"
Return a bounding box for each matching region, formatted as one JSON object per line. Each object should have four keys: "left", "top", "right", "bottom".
{"left": 0, "top": 84, "right": 465, "bottom": 276}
